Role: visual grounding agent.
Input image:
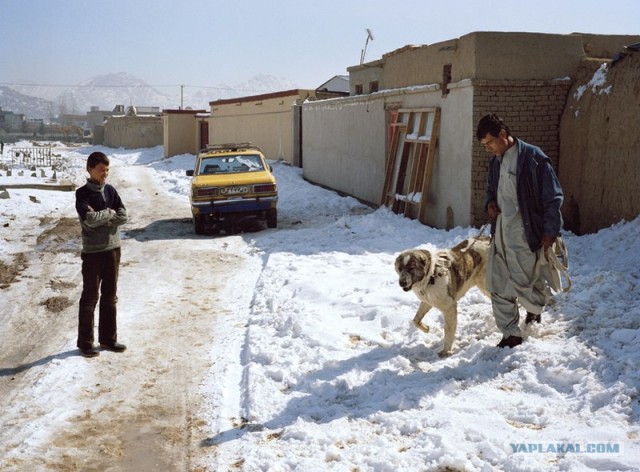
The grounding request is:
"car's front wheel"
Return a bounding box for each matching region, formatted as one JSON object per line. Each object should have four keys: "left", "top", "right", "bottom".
{"left": 266, "top": 209, "right": 277, "bottom": 228}
{"left": 194, "top": 215, "right": 206, "bottom": 235}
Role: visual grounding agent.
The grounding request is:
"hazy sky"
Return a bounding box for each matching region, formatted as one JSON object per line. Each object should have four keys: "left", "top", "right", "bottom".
{"left": 2, "top": 0, "right": 639, "bottom": 91}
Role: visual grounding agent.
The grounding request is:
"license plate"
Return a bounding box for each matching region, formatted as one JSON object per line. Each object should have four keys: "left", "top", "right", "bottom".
{"left": 221, "top": 186, "right": 248, "bottom": 195}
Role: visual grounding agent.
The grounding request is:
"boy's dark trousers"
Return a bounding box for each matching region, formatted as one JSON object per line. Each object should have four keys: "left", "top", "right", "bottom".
{"left": 77, "top": 248, "right": 121, "bottom": 350}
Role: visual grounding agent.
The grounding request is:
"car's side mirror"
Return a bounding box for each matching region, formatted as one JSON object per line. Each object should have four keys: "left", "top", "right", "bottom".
{"left": 269, "top": 165, "right": 273, "bottom": 172}
{"left": 186, "top": 170, "right": 194, "bottom": 176}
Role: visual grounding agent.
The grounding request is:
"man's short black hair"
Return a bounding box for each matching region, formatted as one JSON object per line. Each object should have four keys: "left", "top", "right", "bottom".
{"left": 87, "top": 151, "right": 109, "bottom": 170}
{"left": 476, "top": 113, "right": 511, "bottom": 141}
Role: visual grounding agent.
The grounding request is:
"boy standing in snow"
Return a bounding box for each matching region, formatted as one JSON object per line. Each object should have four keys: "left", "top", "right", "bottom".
{"left": 75, "top": 151, "right": 128, "bottom": 358}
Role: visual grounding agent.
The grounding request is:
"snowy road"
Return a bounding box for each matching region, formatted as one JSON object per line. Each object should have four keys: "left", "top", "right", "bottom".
{"left": 0, "top": 158, "right": 251, "bottom": 469}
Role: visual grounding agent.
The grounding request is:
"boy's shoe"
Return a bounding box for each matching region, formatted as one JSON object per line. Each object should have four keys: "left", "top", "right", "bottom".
{"left": 525, "top": 312, "right": 542, "bottom": 324}
{"left": 497, "top": 336, "right": 523, "bottom": 348}
{"left": 79, "top": 347, "right": 100, "bottom": 358}
{"left": 100, "top": 342, "right": 127, "bottom": 353}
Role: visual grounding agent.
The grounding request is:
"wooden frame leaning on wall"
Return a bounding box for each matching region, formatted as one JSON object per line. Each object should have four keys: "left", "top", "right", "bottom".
{"left": 381, "top": 107, "right": 441, "bottom": 224}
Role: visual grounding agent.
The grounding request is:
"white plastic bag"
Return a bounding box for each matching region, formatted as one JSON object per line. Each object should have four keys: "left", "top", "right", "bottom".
{"left": 541, "top": 237, "right": 571, "bottom": 293}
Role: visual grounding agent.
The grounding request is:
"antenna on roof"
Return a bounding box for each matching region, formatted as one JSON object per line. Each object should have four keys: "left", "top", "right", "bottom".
{"left": 360, "top": 28, "right": 374, "bottom": 65}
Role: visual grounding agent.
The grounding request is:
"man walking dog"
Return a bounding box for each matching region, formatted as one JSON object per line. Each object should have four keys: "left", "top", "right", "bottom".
{"left": 477, "top": 113, "right": 564, "bottom": 348}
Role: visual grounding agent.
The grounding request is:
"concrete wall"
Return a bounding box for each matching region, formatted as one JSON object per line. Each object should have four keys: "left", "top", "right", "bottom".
{"left": 302, "top": 83, "right": 477, "bottom": 229}
{"left": 103, "top": 116, "right": 162, "bottom": 149}
{"left": 302, "top": 95, "right": 387, "bottom": 206}
{"left": 209, "top": 90, "right": 315, "bottom": 164}
{"left": 163, "top": 110, "right": 206, "bottom": 158}
{"left": 428, "top": 81, "right": 475, "bottom": 229}
{"left": 559, "top": 54, "right": 640, "bottom": 234}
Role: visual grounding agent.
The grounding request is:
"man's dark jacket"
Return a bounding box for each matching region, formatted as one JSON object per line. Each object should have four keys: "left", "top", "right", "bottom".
{"left": 484, "top": 138, "right": 564, "bottom": 252}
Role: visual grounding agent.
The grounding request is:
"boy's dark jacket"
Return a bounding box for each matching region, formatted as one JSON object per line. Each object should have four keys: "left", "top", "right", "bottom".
{"left": 75, "top": 180, "right": 128, "bottom": 253}
{"left": 484, "top": 138, "right": 564, "bottom": 252}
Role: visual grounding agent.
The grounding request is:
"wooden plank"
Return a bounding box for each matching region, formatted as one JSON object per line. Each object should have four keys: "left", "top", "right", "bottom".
{"left": 418, "top": 108, "right": 441, "bottom": 223}
{"left": 397, "top": 107, "right": 439, "bottom": 114}
{"left": 403, "top": 143, "right": 430, "bottom": 218}
{"left": 381, "top": 111, "right": 401, "bottom": 205}
{"left": 393, "top": 142, "right": 411, "bottom": 202}
{"left": 403, "top": 142, "right": 423, "bottom": 216}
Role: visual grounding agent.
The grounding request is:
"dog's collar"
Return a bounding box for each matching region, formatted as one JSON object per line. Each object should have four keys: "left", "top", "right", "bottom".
{"left": 429, "top": 268, "right": 448, "bottom": 285}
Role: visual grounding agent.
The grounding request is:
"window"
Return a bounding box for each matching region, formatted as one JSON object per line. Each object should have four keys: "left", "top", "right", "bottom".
{"left": 355, "top": 84, "right": 363, "bottom": 95}
{"left": 369, "top": 81, "right": 379, "bottom": 93}
{"left": 199, "top": 154, "right": 264, "bottom": 174}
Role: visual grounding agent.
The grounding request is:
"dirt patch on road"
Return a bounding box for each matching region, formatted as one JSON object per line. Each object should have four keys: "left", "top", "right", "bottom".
{"left": 1, "top": 217, "right": 80, "bottom": 289}
{"left": 0, "top": 252, "right": 28, "bottom": 288}
{"left": 40, "top": 295, "right": 74, "bottom": 313}
{"left": 37, "top": 217, "right": 81, "bottom": 254}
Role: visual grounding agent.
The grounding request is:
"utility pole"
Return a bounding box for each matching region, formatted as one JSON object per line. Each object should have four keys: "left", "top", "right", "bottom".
{"left": 180, "top": 85, "right": 184, "bottom": 110}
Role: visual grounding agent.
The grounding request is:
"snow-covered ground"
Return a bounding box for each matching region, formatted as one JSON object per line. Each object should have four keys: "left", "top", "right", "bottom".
{"left": 1, "top": 142, "right": 639, "bottom": 471}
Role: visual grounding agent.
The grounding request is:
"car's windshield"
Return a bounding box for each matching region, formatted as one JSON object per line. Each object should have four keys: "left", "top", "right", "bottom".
{"left": 199, "top": 154, "right": 265, "bottom": 175}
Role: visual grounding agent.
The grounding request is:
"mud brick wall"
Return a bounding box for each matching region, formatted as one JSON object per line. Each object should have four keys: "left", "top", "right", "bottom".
{"left": 470, "top": 79, "right": 572, "bottom": 227}
{"left": 560, "top": 55, "right": 640, "bottom": 235}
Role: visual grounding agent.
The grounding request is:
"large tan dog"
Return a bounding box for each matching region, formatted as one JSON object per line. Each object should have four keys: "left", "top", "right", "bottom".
{"left": 394, "top": 236, "right": 491, "bottom": 357}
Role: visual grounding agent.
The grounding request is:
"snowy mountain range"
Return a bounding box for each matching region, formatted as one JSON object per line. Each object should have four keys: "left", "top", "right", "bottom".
{"left": 0, "top": 86, "right": 54, "bottom": 121}
{"left": 1, "top": 72, "right": 298, "bottom": 120}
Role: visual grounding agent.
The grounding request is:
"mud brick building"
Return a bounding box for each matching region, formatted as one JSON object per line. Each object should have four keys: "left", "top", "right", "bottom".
{"left": 302, "top": 31, "right": 640, "bottom": 231}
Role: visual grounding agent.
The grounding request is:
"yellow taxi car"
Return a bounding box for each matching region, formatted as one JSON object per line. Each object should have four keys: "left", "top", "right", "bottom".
{"left": 186, "top": 143, "right": 278, "bottom": 234}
